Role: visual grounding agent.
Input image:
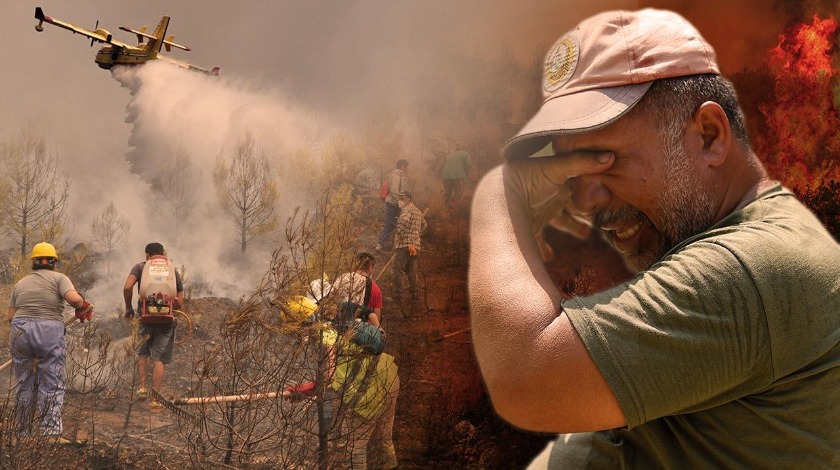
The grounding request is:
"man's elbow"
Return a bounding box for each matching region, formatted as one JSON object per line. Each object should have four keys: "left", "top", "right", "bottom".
{"left": 481, "top": 363, "right": 627, "bottom": 433}
{"left": 482, "top": 375, "right": 560, "bottom": 432}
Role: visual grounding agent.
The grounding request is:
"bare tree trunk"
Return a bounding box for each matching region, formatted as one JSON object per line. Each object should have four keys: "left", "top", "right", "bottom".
{"left": 316, "top": 351, "right": 329, "bottom": 470}
{"left": 20, "top": 212, "right": 28, "bottom": 258}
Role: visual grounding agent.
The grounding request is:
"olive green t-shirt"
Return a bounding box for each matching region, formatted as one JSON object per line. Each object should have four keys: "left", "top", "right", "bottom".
{"left": 553, "top": 185, "right": 840, "bottom": 468}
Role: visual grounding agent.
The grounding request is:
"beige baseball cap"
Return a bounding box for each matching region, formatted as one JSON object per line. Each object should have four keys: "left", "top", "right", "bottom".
{"left": 502, "top": 9, "right": 720, "bottom": 160}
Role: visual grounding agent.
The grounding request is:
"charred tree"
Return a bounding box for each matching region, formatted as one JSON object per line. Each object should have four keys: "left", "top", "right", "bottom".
{"left": 91, "top": 201, "right": 130, "bottom": 275}
{"left": 0, "top": 127, "right": 70, "bottom": 258}
{"left": 213, "top": 133, "right": 278, "bottom": 253}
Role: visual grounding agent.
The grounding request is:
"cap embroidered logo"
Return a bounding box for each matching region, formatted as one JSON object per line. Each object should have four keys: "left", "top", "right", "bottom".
{"left": 544, "top": 36, "right": 579, "bottom": 93}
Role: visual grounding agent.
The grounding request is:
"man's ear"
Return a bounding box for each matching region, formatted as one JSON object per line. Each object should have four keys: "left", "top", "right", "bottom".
{"left": 690, "top": 101, "right": 731, "bottom": 168}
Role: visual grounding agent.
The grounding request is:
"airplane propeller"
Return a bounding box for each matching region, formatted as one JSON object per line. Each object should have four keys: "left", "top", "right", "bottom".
{"left": 90, "top": 19, "right": 98, "bottom": 47}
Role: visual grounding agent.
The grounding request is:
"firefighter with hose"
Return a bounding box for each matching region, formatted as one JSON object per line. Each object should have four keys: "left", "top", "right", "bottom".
{"left": 284, "top": 300, "right": 398, "bottom": 469}
{"left": 7, "top": 242, "right": 93, "bottom": 444}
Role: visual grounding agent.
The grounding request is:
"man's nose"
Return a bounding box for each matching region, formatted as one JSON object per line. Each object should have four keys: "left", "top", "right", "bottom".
{"left": 568, "top": 176, "right": 611, "bottom": 218}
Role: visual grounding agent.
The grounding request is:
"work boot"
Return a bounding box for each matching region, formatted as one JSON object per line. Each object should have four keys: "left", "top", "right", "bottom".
{"left": 47, "top": 435, "right": 74, "bottom": 445}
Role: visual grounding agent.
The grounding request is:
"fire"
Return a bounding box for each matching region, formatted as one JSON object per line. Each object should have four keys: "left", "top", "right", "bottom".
{"left": 759, "top": 14, "right": 840, "bottom": 191}
{"left": 768, "top": 15, "right": 838, "bottom": 77}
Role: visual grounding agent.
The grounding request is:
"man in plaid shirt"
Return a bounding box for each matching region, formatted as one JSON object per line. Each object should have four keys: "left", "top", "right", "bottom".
{"left": 392, "top": 191, "right": 427, "bottom": 316}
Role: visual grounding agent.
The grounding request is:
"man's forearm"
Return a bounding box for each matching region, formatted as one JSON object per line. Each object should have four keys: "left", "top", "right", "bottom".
{"left": 123, "top": 288, "right": 134, "bottom": 309}
{"left": 469, "top": 166, "right": 578, "bottom": 425}
{"left": 469, "top": 165, "right": 565, "bottom": 375}
{"left": 468, "top": 164, "right": 625, "bottom": 433}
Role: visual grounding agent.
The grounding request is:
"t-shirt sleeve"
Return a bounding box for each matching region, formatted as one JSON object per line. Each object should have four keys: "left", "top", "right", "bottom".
{"left": 369, "top": 281, "right": 383, "bottom": 309}
{"left": 130, "top": 263, "right": 144, "bottom": 283}
{"left": 564, "top": 240, "right": 773, "bottom": 429}
{"left": 58, "top": 273, "right": 76, "bottom": 297}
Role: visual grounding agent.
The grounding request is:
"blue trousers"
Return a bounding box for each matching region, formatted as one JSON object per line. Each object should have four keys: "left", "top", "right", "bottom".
{"left": 9, "top": 318, "right": 66, "bottom": 436}
{"left": 378, "top": 203, "right": 401, "bottom": 247}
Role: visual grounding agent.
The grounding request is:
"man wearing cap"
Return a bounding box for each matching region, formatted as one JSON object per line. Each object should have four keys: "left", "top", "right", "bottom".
{"left": 392, "top": 191, "right": 426, "bottom": 316}
{"left": 468, "top": 8, "right": 840, "bottom": 468}
{"left": 376, "top": 159, "right": 410, "bottom": 252}
{"left": 7, "top": 242, "right": 93, "bottom": 443}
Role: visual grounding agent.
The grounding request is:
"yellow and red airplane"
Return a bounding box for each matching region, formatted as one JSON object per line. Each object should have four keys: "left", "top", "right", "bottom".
{"left": 34, "top": 7, "right": 219, "bottom": 76}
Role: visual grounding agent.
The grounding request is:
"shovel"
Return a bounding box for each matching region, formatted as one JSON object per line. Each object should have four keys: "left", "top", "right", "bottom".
{"left": 430, "top": 326, "right": 471, "bottom": 342}
{"left": 420, "top": 326, "right": 471, "bottom": 352}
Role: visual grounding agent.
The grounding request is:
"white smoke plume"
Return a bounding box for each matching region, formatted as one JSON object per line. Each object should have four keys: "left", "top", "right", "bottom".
{"left": 85, "top": 61, "right": 326, "bottom": 308}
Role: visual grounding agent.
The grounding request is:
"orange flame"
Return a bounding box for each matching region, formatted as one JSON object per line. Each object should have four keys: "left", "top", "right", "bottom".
{"left": 768, "top": 15, "right": 837, "bottom": 77}
{"left": 760, "top": 15, "right": 840, "bottom": 190}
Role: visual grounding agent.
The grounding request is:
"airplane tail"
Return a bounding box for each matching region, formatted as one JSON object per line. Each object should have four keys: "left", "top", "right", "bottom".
{"left": 141, "top": 15, "right": 170, "bottom": 57}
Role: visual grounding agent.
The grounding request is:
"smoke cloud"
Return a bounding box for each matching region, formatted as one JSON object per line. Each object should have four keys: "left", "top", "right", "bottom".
{"left": 1, "top": 0, "right": 832, "bottom": 312}
{"left": 82, "top": 61, "right": 326, "bottom": 305}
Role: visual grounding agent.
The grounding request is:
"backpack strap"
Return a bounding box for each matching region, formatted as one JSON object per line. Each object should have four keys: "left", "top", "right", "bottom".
{"left": 363, "top": 275, "right": 372, "bottom": 308}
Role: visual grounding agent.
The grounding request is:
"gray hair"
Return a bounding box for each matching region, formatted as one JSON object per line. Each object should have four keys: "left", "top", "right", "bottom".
{"left": 631, "top": 74, "right": 751, "bottom": 149}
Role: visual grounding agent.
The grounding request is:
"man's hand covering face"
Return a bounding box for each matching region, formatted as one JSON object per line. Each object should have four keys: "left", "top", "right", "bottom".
{"left": 504, "top": 152, "right": 614, "bottom": 239}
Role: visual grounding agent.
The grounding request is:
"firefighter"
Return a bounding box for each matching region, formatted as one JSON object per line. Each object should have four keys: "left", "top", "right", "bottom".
{"left": 7, "top": 242, "right": 93, "bottom": 443}
{"left": 123, "top": 242, "right": 183, "bottom": 410}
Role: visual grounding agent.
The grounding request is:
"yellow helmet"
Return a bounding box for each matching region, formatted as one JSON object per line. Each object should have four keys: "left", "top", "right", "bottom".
{"left": 282, "top": 295, "right": 318, "bottom": 323}
{"left": 30, "top": 242, "right": 58, "bottom": 259}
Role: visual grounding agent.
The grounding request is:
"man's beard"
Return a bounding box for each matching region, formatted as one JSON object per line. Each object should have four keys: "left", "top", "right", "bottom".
{"left": 599, "top": 137, "right": 717, "bottom": 273}
{"left": 657, "top": 137, "right": 717, "bottom": 256}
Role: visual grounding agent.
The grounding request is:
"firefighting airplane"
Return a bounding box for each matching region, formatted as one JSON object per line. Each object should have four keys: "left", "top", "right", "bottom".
{"left": 34, "top": 7, "right": 219, "bottom": 76}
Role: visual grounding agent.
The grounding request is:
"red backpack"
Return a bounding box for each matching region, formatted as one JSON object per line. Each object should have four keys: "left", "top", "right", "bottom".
{"left": 138, "top": 256, "right": 177, "bottom": 325}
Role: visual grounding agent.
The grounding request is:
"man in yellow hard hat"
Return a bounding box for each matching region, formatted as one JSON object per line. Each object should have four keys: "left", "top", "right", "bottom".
{"left": 7, "top": 242, "right": 93, "bottom": 444}
{"left": 284, "top": 302, "right": 398, "bottom": 470}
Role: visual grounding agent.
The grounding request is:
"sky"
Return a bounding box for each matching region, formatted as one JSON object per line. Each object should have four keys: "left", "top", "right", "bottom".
{"left": 0, "top": 0, "right": 834, "bottom": 308}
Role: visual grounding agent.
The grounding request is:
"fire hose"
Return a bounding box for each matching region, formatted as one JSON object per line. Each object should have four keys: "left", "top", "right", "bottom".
{"left": 149, "top": 386, "right": 300, "bottom": 425}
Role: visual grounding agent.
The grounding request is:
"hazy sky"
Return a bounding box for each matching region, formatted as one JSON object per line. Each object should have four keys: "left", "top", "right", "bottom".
{"left": 0, "top": 1, "right": 833, "bottom": 306}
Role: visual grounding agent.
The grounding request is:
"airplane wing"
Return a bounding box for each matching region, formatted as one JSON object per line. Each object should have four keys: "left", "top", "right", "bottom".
{"left": 157, "top": 54, "right": 220, "bottom": 76}
{"left": 118, "top": 25, "right": 148, "bottom": 44}
{"left": 164, "top": 36, "right": 191, "bottom": 52}
{"left": 34, "top": 7, "right": 133, "bottom": 48}
{"left": 119, "top": 26, "right": 192, "bottom": 52}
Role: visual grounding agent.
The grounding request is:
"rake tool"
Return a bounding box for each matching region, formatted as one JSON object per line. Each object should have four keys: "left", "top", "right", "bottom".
{"left": 148, "top": 387, "right": 201, "bottom": 424}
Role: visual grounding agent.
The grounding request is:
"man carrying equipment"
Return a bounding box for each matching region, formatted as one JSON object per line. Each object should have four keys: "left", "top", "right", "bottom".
{"left": 333, "top": 252, "right": 383, "bottom": 328}
{"left": 123, "top": 242, "right": 183, "bottom": 409}
{"left": 376, "top": 159, "right": 410, "bottom": 252}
